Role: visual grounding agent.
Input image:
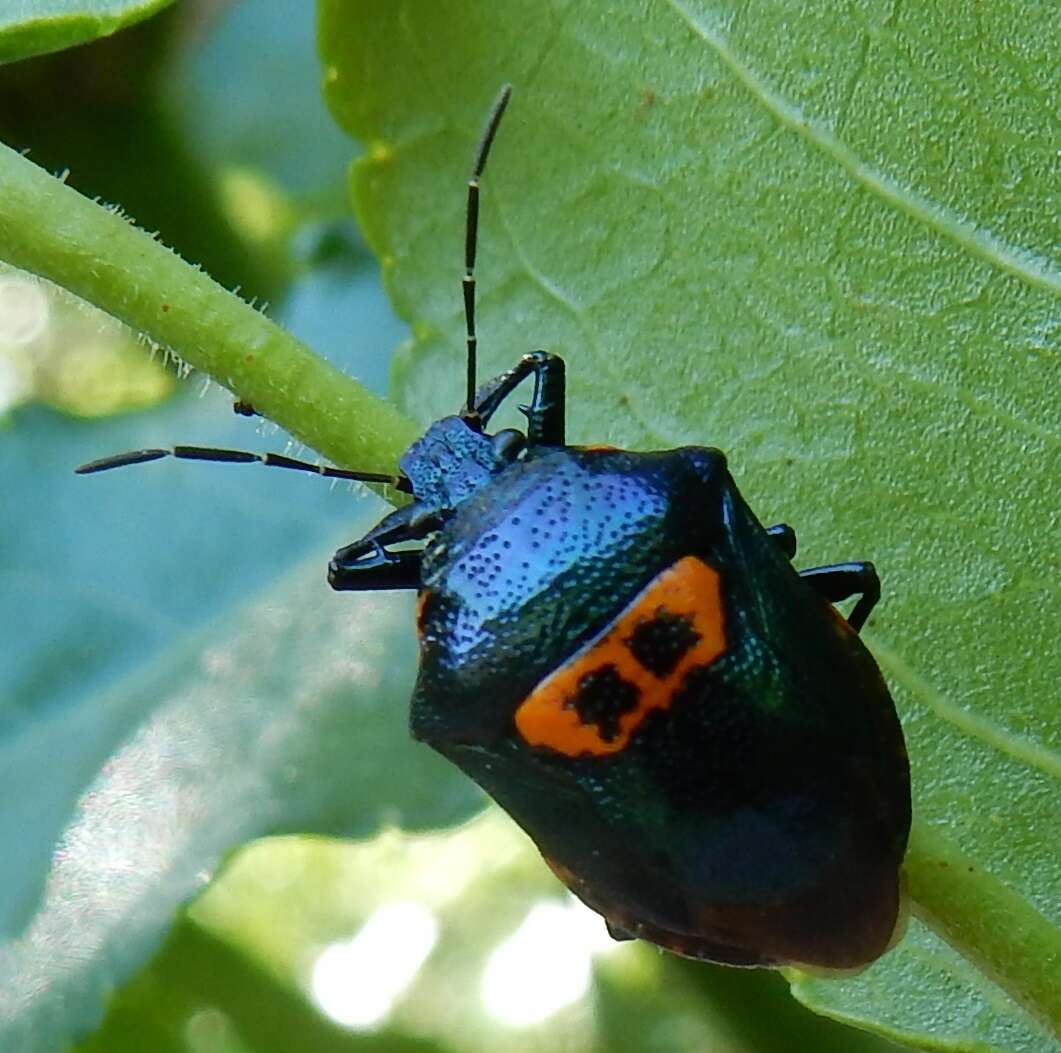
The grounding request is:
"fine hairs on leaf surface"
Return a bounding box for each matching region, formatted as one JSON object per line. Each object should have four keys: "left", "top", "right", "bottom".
{"left": 0, "top": 1, "right": 1057, "bottom": 1052}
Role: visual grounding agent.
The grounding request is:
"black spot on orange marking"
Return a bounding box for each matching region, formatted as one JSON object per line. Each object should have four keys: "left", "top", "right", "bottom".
{"left": 625, "top": 609, "right": 701, "bottom": 677}
{"left": 515, "top": 556, "right": 727, "bottom": 756}
{"left": 569, "top": 664, "right": 640, "bottom": 742}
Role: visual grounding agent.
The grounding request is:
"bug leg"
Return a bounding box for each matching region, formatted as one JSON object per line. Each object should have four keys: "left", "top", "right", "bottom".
{"left": 468, "top": 351, "right": 566, "bottom": 446}
{"left": 328, "top": 503, "right": 440, "bottom": 591}
{"left": 328, "top": 543, "right": 421, "bottom": 591}
{"left": 799, "top": 562, "right": 880, "bottom": 632}
{"left": 765, "top": 523, "right": 797, "bottom": 559}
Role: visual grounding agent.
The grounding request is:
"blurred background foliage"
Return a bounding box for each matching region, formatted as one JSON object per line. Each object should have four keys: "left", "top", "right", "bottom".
{"left": 1, "top": 2, "right": 1056, "bottom": 1052}
{"left": 0, "top": 3, "right": 905, "bottom": 1051}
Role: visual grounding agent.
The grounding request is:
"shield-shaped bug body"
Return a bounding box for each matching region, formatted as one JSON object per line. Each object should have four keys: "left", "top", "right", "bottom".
{"left": 80, "top": 87, "right": 910, "bottom": 970}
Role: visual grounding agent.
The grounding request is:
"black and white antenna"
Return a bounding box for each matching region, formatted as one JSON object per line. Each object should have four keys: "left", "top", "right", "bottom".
{"left": 76, "top": 445, "right": 409, "bottom": 488}
{"left": 77, "top": 87, "right": 514, "bottom": 489}
{"left": 462, "top": 84, "right": 512, "bottom": 413}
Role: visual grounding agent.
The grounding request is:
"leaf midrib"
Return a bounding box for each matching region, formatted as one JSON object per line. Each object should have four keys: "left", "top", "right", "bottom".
{"left": 665, "top": 0, "right": 1061, "bottom": 299}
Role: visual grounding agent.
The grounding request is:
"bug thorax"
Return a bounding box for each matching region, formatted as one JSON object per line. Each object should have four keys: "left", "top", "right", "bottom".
{"left": 399, "top": 415, "right": 525, "bottom": 515}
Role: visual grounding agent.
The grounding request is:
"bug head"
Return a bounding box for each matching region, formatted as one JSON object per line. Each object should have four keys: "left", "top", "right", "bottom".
{"left": 397, "top": 415, "right": 525, "bottom": 518}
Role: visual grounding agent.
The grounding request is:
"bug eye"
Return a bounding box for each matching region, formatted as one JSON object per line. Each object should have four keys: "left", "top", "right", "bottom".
{"left": 491, "top": 429, "right": 526, "bottom": 460}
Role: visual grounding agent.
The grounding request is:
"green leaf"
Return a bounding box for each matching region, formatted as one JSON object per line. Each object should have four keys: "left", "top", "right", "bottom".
{"left": 320, "top": 2, "right": 1060, "bottom": 1050}
{"left": 0, "top": 2, "right": 432, "bottom": 1042}
{"left": 0, "top": 270, "right": 476, "bottom": 1052}
{"left": 1, "top": 535, "right": 477, "bottom": 1050}
{"left": 0, "top": 0, "right": 175, "bottom": 63}
{"left": 168, "top": 0, "right": 357, "bottom": 202}
{"left": 85, "top": 816, "right": 899, "bottom": 1053}
{"left": 76, "top": 912, "right": 458, "bottom": 1053}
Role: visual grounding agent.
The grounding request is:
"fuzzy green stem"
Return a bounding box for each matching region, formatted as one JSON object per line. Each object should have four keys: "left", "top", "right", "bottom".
{"left": 0, "top": 141, "right": 418, "bottom": 473}
{"left": 905, "top": 818, "right": 1061, "bottom": 1040}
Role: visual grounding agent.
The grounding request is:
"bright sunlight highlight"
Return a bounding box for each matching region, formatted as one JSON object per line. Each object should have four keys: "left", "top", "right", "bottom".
{"left": 0, "top": 274, "right": 49, "bottom": 348}
{"left": 0, "top": 274, "right": 47, "bottom": 414}
{"left": 481, "top": 897, "right": 620, "bottom": 1027}
{"left": 310, "top": 900, "right": 438, "bottom": 1030}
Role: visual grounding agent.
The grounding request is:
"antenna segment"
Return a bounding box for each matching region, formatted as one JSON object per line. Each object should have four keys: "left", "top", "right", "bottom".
{"left": 76, "top": 445, "right": 408, "bottom": 488}
{"left": 463, "top": 84, "right": 513, "bottom": 413}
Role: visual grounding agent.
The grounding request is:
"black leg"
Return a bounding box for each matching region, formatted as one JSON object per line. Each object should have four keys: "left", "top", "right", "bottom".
{"left": 327, "top": 502, "right": 440, "bottom": 592}
{"left": 799, "top": 561, "right": 880, "bottom": 632}
{"left": 765, "top": 523, "right": 797, "bottom": 559}
{"left": 470, "top": 350, "right": 566, "bottom": 446}
{"left": 328, "top": 545, "right": 421, "bottom": 591}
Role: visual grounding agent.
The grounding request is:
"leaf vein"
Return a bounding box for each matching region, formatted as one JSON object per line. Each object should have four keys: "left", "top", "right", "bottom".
{"left": 665, "top": 0, "right": 1061, "bottom": 299}
{"left": 871, "top": 636, "right": 1061, "bottom": 779}
{"left": 490, "top": 190, "right": 685, "bottom": 447}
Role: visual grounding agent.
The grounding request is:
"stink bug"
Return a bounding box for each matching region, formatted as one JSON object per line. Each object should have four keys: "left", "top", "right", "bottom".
{"left": 79, "top": 86, "right": 910, "bottom": 970}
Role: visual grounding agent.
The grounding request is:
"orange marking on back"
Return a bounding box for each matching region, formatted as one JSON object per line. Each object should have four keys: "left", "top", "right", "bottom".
{"left": 826, "top": 603, "right": 856, "bottom": 637}
{"left": 580, "top": 444, "right": 618, "bottom": 452}
{"left": 515, "top": 556, "right": 726, "bottom": 757}
{"left": 541, "top": 854, "right": 577, "bottom": 888}
{"left": 415, "top": 589, "right": 432, "bottom": 634}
